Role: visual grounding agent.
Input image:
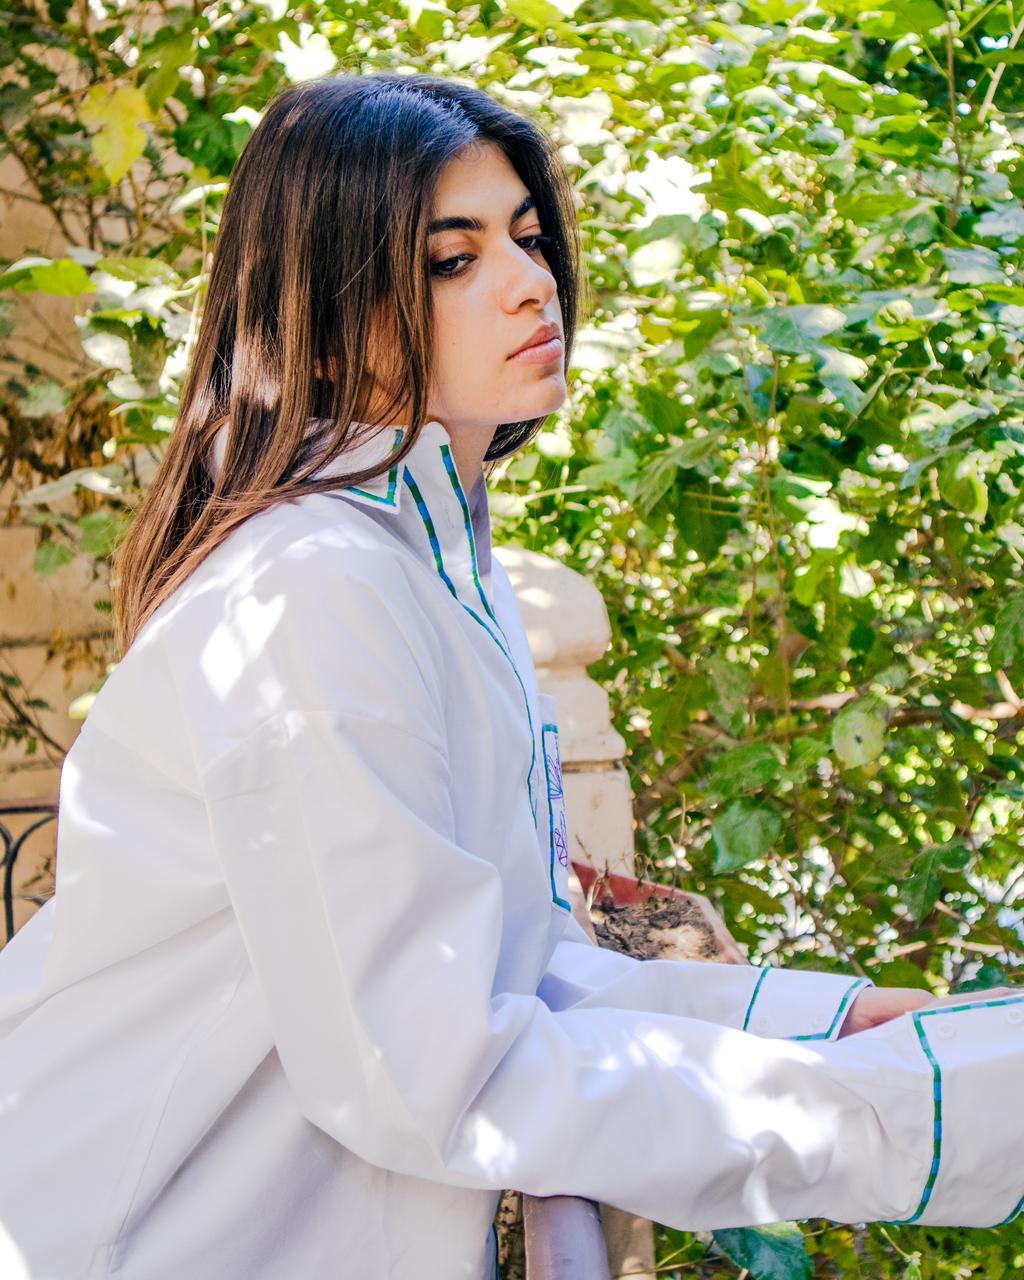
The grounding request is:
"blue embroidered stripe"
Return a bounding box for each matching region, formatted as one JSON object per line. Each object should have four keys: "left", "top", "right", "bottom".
{"left": 789, "top": 978, "right": 871, "bottom": 1041}
{"left": 541, "top": 722, "right": 572, "bottom": 912}
{"left": 404, "top": 465, "right": 538, "bottom": 822}
{"left": 403, "top": 466, "right": 461, "bottom": 599}
{"left": 895, "top": 1011, "right": 943, "bottom": 1224}
{"left": 491, "top": 1221, "right": 501, "bottom": 1280}
{"left": 440, "top": 443, "right": 500, "bottom": 627}
{"left": 741, "top": 965, "right": 771, "bottom": 1032}
{"left": 742, "top": 971, "right": 870, "bottom": 1041}
{"left": 894, "top": 991, "right": 1024, "bottom": 1226}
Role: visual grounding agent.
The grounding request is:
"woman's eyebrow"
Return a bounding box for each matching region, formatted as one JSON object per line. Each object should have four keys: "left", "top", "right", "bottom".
{"left": 427, "top": 194, "right": 535, "bottom": 236}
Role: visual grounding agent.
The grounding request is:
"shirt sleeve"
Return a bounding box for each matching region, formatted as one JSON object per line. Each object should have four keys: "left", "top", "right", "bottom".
{"left": 173, "top": 545, "right": 1024, "bottom": 1233}
{"left": 539, "top": 911, "right": 872, "bottom": 1042}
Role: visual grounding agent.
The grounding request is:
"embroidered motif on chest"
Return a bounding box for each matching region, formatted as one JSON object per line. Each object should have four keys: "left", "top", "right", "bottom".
{"left": 542, "top": 725, "right": 569, "bottom": 870}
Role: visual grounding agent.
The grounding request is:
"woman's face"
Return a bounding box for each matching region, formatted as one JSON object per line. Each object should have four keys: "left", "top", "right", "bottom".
{"left": 421, "top": 140, "right": 567, "bottom": 439}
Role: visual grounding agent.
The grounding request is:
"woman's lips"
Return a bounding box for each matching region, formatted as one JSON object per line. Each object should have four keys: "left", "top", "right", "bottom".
{"left": 508, "top": 335, "right": 563, "bottom": 364}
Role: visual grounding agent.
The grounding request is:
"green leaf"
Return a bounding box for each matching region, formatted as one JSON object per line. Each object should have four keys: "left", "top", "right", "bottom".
{"left": 712, "top": 1222, "right": 812, "bottom": 1280}
{"left": 635, "top": 452, "right": 682, "bottom": 514}
{"left": 0, "top": 256, "right": 93, "bottom": 296}
{"left": 937, "top": 454, "right": 988, "bottom": 522}
{"left": 869, "top": 959, "right": 933, "bottom": 991}
{"left": 954, "top": 963, "right": 1009, "bottom": 993}
{"left": 942, "top": 246, "right": 1005, "bottom": 285}
{"left": 976, "top": 204, "right": 1024, "bottom": 243}
{"left": 503, "top": 0, "right": 566, "bottom": 27}
{"left": 902, "top": 840, "right": 972, "bottom": 922}
{"left": 756, "top": 305, "right": 847, "bottom": 356}
{"left": 78, "top": 512, "right": 127, "bottom": 557}
{"left": 708, "top": 145, "right": 788, "bottom": 216}
{"left": 712, "top": 800, "right": 783, "bottom": 873}
{"left": 893, "top": 0, "right": 946, "bottom": 33}
{"left": 832, "top": 695, "right": 887, "bottom": 768}
{"left": 21, "top": 380, "right": 67, "bottom": 417}
{"left": 94, "top": 257, "right": 182, "bottom": 288}
{"left": 706, "top": 656, "right": 750, "bottom": 736}
{"left": 142, "top": 34, "right": 193, "bottom": 113}
{"left": 635, "top": 438, "right": 720, "bottom": 513}
{"left": 708, "top": 743, "right": 783, "bottom": 798}
{"left": 676, "top": 480, "right": 733, "bottom": 561}
{"left": 992, "top": 594, "right": 1024, "bottom": 675}
{"left": 576, "top": 453, "right": 638, "bottom": 495}
{"left": 34, "top": 540, "right": 75, "bottom": 574}
{"left": 781, "top": 736, "right": 830, "bottom": 783}
{"left": 717, "top": 877, "right": 784, "bottom": 917}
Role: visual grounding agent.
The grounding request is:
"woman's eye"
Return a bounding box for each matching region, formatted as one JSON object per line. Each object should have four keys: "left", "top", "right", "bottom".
{"left": 429, "top": 254, "right": 472, "bottom": 280}
{"left": 518, "top": 234, "right": 555, "bottom": 260}
{"left": 429, "top": 234, "right": 555, "bottom": 280}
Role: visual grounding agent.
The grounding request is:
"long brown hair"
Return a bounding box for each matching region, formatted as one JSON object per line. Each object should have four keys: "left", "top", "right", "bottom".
{"left": 113, "top": 72, "right": 586, "bottom": 655}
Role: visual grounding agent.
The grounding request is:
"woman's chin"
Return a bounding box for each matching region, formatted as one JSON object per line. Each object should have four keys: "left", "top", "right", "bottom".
{"left": 513, "top": 380, "right": 568, "bottom": 420}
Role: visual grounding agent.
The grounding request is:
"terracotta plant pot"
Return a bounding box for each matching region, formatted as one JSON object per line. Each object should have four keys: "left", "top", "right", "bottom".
{"left": 569, "top": 860, "right": 748, "bottom": 966}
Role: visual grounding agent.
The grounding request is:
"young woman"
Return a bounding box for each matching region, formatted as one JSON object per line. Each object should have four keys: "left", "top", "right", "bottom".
{"left": 1, "top": 72, "right": 1021, "bottom": 1280}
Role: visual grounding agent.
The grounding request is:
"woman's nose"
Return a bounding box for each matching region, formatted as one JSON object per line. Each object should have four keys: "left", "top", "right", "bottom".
{"left": 501, "top": 244, "right": 557, "bottom": 309}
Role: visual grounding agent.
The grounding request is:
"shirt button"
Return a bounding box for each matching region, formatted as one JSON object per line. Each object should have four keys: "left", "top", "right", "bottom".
{"left": 934, "top": 1021, "right": 956, "bottom": 1040}
{"left": 753, "top": 1016, "right": 770, "bottom": 1033}
{"left": 1007, "top": 1007, "right": 1024, "bottom": 1026}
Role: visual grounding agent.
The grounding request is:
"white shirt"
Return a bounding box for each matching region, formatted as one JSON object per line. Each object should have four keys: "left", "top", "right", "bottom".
{"left": 1, "top": 419, "right": 1021, "bottom": 1280}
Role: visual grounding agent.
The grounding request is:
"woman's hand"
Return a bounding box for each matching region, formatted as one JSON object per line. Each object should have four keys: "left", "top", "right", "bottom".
{"left": 838, "top": 983, "right": 1020, "bottom": 1037}
{"left": 837, "top": 985, "right": 937, "bottom": 1037}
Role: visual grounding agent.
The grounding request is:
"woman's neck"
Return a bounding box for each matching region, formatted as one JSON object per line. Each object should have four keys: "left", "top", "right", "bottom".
{"left": 446, "top": 426, "right": 497, "bottom": 496}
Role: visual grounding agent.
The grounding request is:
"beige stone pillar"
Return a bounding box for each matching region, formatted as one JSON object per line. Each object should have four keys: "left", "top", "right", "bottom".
{"left": 495, "top": 546, "right": 656, "bottom": 1280}
{"left": 494, "top": 546, "right": 635, "bottom": 880}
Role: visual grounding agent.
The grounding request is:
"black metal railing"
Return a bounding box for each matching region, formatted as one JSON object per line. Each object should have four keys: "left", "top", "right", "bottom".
{"left": 1, "top": 800, "right": 59, "bottom": 945}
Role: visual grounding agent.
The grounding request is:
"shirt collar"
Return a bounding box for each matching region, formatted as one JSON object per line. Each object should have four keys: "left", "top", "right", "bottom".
{"left": 306, "top": 420, "right": 408, "bottom": 509}
{"left": 206, "top": 416, "right": 493, "bottom": 582}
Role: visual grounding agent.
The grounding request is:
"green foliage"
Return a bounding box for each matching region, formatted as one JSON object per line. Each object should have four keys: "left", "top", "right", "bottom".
{"left": 2, "top": 0, "right": 1023, "bottom": 1272}
{"left": 713, "top": 1221, "right": 812, "bottom": 1280}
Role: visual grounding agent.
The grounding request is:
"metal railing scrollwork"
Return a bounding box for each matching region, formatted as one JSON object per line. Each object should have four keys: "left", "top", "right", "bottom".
{"left": 0, "top": 800, "right": 59, "bottom": 946}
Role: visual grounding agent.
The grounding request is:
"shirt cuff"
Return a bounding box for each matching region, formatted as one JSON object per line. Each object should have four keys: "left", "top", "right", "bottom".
{"left": 890, "top": 989, "right": 1024, "bottom": 1227}
{"left": 741, "top": 965, "right": 873, "bottom": 1042}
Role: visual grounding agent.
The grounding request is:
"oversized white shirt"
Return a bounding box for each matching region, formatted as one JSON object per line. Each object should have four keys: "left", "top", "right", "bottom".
{"left": 1, "top": 419, "right": 1022, "bottom": 1280}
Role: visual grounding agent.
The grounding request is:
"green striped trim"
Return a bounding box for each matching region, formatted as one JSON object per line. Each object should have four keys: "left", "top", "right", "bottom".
{"left": 404, "top": 465, "right": 538, "bottom": 823}
{"left": 347, "top": 428, "right": 403, "bottom": 506}
{"left": 742, "top": 970, "right": 869, "bottom": 1040}
{"left": 894, "top": 991, "right": 1024, "bottom": 1226}
{"left": 541, "top": 722, "right": 572, "bottom": 912}
{"left": 491, "top": 1221, "right": 501, "bottom": 1279}
{"left": 897, "top": 1013, "right": 942, "bottom": 1224}
{"left": 789, "top": 978, "right": 871, "bottom": 1041}
{"left": 741, "top": 965, "right": 771, "bottom": 1031}
{"left": 440, "top": 443, "right": 500, "bottom": 627}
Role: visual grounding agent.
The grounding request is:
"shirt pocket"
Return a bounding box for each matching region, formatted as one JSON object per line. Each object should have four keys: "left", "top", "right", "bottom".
{"left": 537, "top": 693, "right": 571, "bottom": 914}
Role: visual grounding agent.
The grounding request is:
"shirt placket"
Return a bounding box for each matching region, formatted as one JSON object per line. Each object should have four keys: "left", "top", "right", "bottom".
{"left": 400, "top": 448, "right": 540, "bottom": 825}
